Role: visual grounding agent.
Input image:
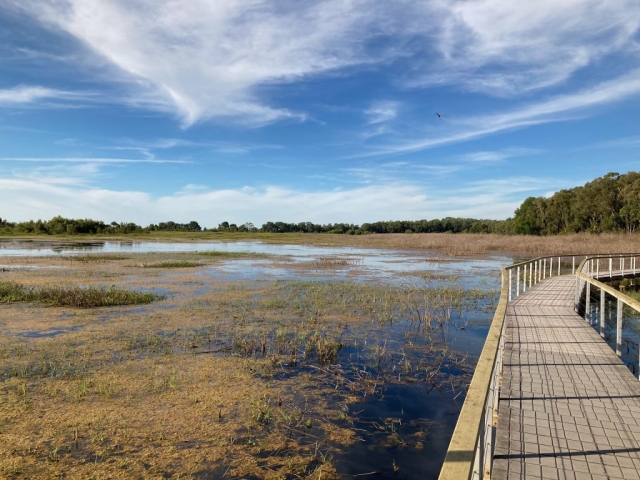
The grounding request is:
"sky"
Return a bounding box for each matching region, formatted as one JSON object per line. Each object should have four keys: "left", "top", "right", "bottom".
{"left": 1, "top": 0, "right": 639, "bottom": 228}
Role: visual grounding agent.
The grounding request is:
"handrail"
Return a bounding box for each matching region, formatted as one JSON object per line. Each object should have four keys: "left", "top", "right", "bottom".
{"left": 438, "top": 265, "right": 509, "bottom": 480}
{"left": 438, "top": 252, "right": 640, "bottom": 480}
{"left": 574, "top": 255, "right": 640, "bottom": 358}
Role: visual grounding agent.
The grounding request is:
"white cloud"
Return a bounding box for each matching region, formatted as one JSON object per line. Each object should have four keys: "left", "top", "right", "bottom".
{"left": 0, "top": 85, "right": 87, "bottom": 105}
{"left": 365, "top": 100, "right": 400, "bottom": 124}
{"left": 8, "top": 0, "right": 637, "bottom": 126}
{"left": 0, "top": 177, "right": 549, "bottom": 225}
{"left": 459, "top": 148, "right": 540, "bottom": 163}
{"left": 0, "top": 157, "right": 189, "bottom": 164}
{"left": 415, "top": 0, "right": 640, "bottom": 95}
{"left": 360, "top": 70, "right": 640, "bottom": 156}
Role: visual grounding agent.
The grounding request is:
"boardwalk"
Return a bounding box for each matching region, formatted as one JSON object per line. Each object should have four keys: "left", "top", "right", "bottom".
{"left": 492, "top": 275, "right": 640, "bottom": 479}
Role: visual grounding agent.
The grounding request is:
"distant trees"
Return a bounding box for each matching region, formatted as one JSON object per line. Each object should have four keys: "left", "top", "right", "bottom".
{"left": 512, "top": 172, "right": 640, "bottom": 234}
{"left": 2, "top": 171, "right": 639, "bottom": 236}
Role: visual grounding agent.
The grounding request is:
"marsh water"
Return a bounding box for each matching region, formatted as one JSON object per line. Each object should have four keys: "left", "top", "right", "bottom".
{"left": 0, "top": 239, "right": 520, "bottom": 479}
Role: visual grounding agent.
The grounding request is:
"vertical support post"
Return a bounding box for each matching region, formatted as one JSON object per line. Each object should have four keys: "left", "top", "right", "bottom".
{"left": 529, "top": 262, "right": 532, "bottom": 288}
{"left": 585, "top": 282, "right": 591, "bottom": 322}
{"left": 558, "top": 257, "right": 561, "bottom": 276}
{"left": 575, "top": 275, "right": 579, "bottom": 310}
{"left": 597, "top": 259, "right": 600, "bottom": 278}
{"left": 534, "top": 261, "right": 538, "bottom": 284}
{"left": 600, "top": 288, "right": 605, "bottom": 338}
{"left": 617, "top": 298, "right": 623, "bottom": 356}
{"left": 572, "top": 256, "right": 575, "bottom": 273}
{"left": 508, "top": 269, "right": 512, "bottom": 302}
{"left": 516, "top": 266, "right": 520, "bottom": 297}
{"left": 543, "top": 259, "right": 546, "bottom": 279}
{"left": 622, "top": 257, "right": 625, "bottom": 277}
{"left": 609, "top": 258, "right": 612, "bottom": 278}
{"left": 523, "top": 265, "right": 527, "bottom": 292}
{"left": 550, "top": 257, "right": 553, "bottom": 277}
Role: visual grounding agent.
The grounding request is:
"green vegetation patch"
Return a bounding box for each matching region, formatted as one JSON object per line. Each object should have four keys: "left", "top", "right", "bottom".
{"left": 0, "top": 281, "right": 163, "bottom": 308}
{"left": 146, "top": 261, "right": 202, "bottom": 268}
{"left": 197, "top": 251, "right": 268, "bottom": 259}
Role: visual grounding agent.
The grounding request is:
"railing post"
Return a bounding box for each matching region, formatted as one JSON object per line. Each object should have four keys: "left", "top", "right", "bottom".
{"left": 508, "top": 269, "right": 512, "bottom": 302}
{"left": 523, "top": 265, "right": 527, "bottom": 292}
{"left": 516, "top": 266, "right": 520, "bottom": 297}
{"left": 617, "top": 298, "right": 623, "bottom": 356}
{"left": 534, "top": 261, "right": 538, "bottom": 284}
{"left": 622, "top": 257, "right": 625, "bottom": 277}
{"left": 529, "top": 262, "right": 532, "bottom": 288}
{"left": 543, "top": 259, "right": 546, "bottom": 279}
{"left": 585, "top": 282, "right": 591, "bottom": 322}
{"left": 572, "top": 256, "right": 575, "bottom": 273}
{"left": 609, "top": 258, "right": 612, "bottom": 277}
{"left": 558, "top": 257, "right": 560, "bottom": 276}
{"left": 597, "top": 258, "right": 600, "bottom": 278}
{"left": 600, "top": 288, "right": 605, "bottom": 338}
{"left": 575, "top": 275, "right": 579, "bottom": 310}
{"left": 550, "top": 257, "right": 553, "bottom": 277}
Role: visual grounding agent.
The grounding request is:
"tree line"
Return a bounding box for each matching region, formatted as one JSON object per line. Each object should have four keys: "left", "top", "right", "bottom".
{"left": 1, "top": 172, "right": 638, "bottom": 236}
{"left": 512, "top": 171, "right": 640, "bottom": 234}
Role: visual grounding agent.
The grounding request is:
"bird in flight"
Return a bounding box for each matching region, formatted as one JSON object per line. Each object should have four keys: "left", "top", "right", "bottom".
{"left": 435, "top": 112, "right": 444, "bottom": 119}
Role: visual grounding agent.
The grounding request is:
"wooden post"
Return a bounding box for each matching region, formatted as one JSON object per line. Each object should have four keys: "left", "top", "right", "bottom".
{"left": 622, "top": 257, "right": 625, "bottom": 277}
{"left": 572, "top": 256, "right": 575, "bottom": 274}
{"left": 543, "top": 259, "right": 546, "bottom": 279}
{"left": 535, "top": 261, "right": 538, "bottom": 284}
{"left": 516, "top": 266, "right": 520, "bottom": 297}
{"left": 550, "top": 257, "right": 553, "bottom": 277}
{"left": 529, "top": 262, "right": 532, "bottom": 288}
{"left": 558, "top": 257, "right": 560, "bottom": 276}
{"left": 508, "top": 269, "right": 512, "bottom": 301}
{"left": 523, "top": 264, "right": 527, "bottom": 292}
{"left": 597, "top": 259, "right": 600, "bottom": 278}
{"left": 600, "top": 288, "right": 605, "bottom": 338}
{"left": 617, "top": 298, "right": 623, "bottom": 356}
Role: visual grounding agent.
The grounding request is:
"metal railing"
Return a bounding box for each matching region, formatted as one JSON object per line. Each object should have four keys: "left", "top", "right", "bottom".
{"left": 575, "top": 254, "right": 640, "bottom": 367}
{"left": 438, "top": 253, "right": 640, "bottom": 480}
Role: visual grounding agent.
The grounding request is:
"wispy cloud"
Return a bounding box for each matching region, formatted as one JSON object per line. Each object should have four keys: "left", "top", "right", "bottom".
{"left": 8, "top": 0, "right": 636, "bottom": 127}
{"left": 0, "top": 85, "right": 90, "bottom": 105}
{"left": 0, "top": 157, "right": 190, "bottom": 164}
{"left": 365, "top": 100, "right": 400, "bottom": 124}
{"left": 459, "top": 148, "right": 541, "bottom": 163}
{"left": 360, "top": 70, "right": 640, "bottom": 157}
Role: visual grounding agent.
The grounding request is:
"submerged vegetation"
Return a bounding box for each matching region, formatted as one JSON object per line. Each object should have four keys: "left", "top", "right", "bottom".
{"left": 0, "top": 281, "right": 163, "bottom": 308}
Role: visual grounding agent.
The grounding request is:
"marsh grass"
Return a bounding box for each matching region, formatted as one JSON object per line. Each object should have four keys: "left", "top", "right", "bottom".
{"left": 59, "top": 254, "right": 128, "bottom": 263}
{"left": 0, "top": 251, "right": 498, "bottom": 479}
{"left": 197, "top": 251, "right": 268, "bottom": 259}
{"left": 0, "top": 281, "right": 163, "bottom": 308}
{"left": 309, "top": 257, "right": 362, "bottom": 268}
{"left": 145, "top": 261, "right": 201, "bottom": 268}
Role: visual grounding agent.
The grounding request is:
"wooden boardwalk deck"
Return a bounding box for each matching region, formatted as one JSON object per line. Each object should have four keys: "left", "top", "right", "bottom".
{"left": 493, "top": 275, "right": 640, "bottom": 480}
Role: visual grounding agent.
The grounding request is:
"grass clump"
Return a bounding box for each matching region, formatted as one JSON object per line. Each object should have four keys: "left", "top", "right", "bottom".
{"left": 197, "top": 251, "right": 267, "bottom": 259}
{"left": 0, "top": 281, "right": 163, "bottom": 308}
{"left": 146, "top": 261, "right": 201, "bottom": 268}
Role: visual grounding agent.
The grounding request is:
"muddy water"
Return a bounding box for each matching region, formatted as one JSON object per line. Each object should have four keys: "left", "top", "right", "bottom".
{"left": 0, "top": 240, "right": 517, "bottom": 479}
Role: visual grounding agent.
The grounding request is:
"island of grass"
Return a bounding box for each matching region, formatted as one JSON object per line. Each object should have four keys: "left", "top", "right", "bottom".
{"left": 0, "top": 281, "right": 164, "bottom": 308}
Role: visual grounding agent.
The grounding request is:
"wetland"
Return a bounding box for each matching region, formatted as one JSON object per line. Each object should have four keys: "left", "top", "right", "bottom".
{"left": 0, "top": 240, "right": 512, "bottom": 479}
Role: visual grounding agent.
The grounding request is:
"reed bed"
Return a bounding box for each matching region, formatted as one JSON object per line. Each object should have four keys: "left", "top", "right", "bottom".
{"left": 0, "top": 281, "right": 163, "bottom": 308}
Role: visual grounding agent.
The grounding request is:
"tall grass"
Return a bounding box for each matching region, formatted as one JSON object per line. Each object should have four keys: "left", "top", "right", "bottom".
{"left": 0, "top": 281, "right": 163, "bottom": 308}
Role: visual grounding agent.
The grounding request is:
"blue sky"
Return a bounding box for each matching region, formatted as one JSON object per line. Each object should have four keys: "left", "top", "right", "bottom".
{"left": 1, "top": 0, "right": 639, "bottom": 227}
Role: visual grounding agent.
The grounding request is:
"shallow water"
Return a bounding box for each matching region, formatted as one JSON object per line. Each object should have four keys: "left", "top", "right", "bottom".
{"left": 1, "top": 239, "right": 512, "bottom": 479}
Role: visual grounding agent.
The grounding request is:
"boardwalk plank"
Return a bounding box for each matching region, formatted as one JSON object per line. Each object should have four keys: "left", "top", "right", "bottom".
{"left": 493, "top": 276, "right": 640, "bottom": 480}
